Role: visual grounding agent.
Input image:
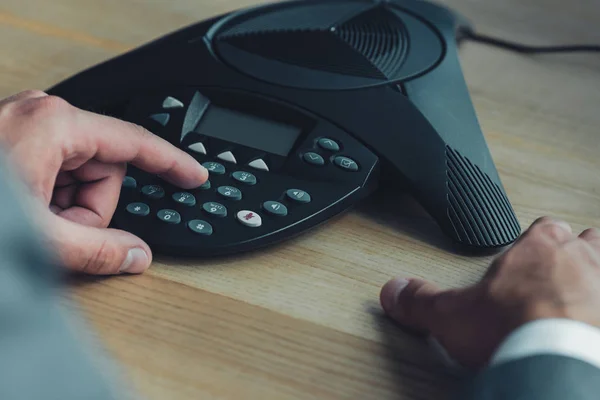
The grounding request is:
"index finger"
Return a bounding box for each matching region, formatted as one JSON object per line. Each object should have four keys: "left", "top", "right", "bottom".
{"left": 73, "top": 107, "right": 208, "bottom": 189}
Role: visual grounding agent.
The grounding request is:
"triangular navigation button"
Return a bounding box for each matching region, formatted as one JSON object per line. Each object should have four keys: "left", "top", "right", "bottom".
{"left": 248, "top": 158, "right": 269, "bottom": 171}
{"left": 162, "top": 96, "right": 184, "bottom": 109}
{"left": 149, "top": 113, "right": 170, "bottom": 127}
{"left": 217, "top": 151, "right": 237, "bottom": 164}
{"left": 187, "top": 142, "right": 207, "bottom": 155}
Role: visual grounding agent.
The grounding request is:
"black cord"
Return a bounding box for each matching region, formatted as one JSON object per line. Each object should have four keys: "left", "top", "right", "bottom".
{"left": 460, "top": 29, "right": 600, "bottom": 54}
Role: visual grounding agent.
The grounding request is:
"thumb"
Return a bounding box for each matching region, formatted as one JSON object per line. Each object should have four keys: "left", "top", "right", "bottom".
{"left": 380, "top": 277, "right": 444, "bottom": 334}
{"left": 48, "top": 214, "right": 152, "bottom": 275}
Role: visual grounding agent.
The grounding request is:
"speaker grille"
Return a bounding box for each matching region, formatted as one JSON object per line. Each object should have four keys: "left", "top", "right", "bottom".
{"left": 218, "top": 2, "right": 372, "bottom": 37}
{"left": 446, "top": 147, "right": 521, "bottom": 247}
{"left": 221, "top": 30, "right": 386, "bottom": 79}
{"left": 334, "top": 7, "right": 407, "bottom": 78}
{"left": 216, "top": 5, "right": 408, "bottom": 80}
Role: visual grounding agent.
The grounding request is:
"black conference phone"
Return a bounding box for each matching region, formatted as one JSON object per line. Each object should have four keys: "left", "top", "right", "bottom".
{"left": 47, "top": 0, "right": 521, "bottom": 257}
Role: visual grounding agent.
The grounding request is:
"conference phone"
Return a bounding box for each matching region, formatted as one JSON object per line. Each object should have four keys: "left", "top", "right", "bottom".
{"left": 47, "top": 0, "right": 521, "bottom": 256}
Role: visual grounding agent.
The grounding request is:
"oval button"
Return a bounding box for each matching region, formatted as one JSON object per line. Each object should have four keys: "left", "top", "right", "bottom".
{"left": 286, "top": 189, "right": 311, "bottom": 204}
{"left": 217, "top": 186, "right": 242, "bottom": 201}
{"left": 188, "top": 220, "right": 213, "bottom": 236}
{"left": 303, "top": 152, "right": 325, "bottom": 166}
{"left": 333, "top": 156, "right": 359, "bottom": 171}
{"left": 202, "top": 161, "right": 226, "bottom": 175}
{"left": 237, "top": 210, "right": 262, "bottom": 227}
{"left": 202, "top": 202, "right": 227, "bottom": 218}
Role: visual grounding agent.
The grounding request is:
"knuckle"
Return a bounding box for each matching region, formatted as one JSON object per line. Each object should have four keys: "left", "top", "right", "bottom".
{"left": 33, "top": 95, "right": 69, "bottom": 113}
{"left": 127, "top": 121, "right": 151, "bottom": 138}
{"left": 18, "top": 89, "right": 48, "bottom": 99}
{"left": 526, "top": 221, "right": 566, "bottom": 241}
{"left": 17, "top": 95, "right": 71, "bottom": 119}
{"left": 542, "top": 224, "right": 568, "bottom": 240}
{"left": 82, "top": 240, "right": 119, "bottom": 274}
{"left": 532, "top": 216, "right": 553, "bottom": 226}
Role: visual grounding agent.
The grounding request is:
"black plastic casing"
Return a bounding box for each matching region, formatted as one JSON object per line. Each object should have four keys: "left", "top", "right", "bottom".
{"left": 47, "top": 0, "right": 521, "bottom": 255}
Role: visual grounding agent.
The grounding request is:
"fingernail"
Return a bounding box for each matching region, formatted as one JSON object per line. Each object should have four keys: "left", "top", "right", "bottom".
{"left": 119, "top": 248, "right": 150, "bottom": 274}
{"left": 380, "top": 277, "right": 410, "bottom": 314}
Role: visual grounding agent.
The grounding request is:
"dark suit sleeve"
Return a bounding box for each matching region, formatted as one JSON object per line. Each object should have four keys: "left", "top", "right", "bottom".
{"left": 0, "top": 154, "right": 128, "bottom": 399}
{"left": 456, "top": 355, "right": 600, "bottom": 400}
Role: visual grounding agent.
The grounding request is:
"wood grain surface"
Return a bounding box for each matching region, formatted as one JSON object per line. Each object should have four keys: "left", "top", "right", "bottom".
{"left": 1, "top": 0, "right": 599, "bottom": 399}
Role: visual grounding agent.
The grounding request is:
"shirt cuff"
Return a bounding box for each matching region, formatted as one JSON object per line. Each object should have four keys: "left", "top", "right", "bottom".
{"left": 490, "top": 318, "right": 600, "bottom": 369}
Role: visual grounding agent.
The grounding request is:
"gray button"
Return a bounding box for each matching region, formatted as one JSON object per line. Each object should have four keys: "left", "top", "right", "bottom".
{"left": 202, "top": 202, "right": 227, "bottom": 217}
{"left": 286, "top": 189, "right": 311, "bottom": 203}
{"left": 303, "top": 152, "right": 325, "bottom": 166}
{"left": 263, "top": 201, "right": 288, "bottom": 216}
{"left": 188, "top": 142, "right": 207, "bottom": 155}
{"left": 162, "top": 96, "right": 184, "bottom": 109}
{"left": 217, "top": 151, "right": 237, "bottom": 164}
{"left": 232, "top": 171, "right": 257, "bottom": 185}
{"left": 157, "top": 209, "right": 181, "bottom": 224}
{"left": 217, "top": 186, "right": 242, "bottom": 201}
{"left": 334, "top": 156, "right": 359, "bottom": 171}
{"left": 318, "top": 138, "right": 340, "bottom": 152}
{"left": 237, "top": 210, "right": 262, "bottom": 227}
{"left": 202, "top": 161, "right": 226, "bottom": 175}
{"left": 142, "top": 185, "right": 165, "bottom": 199}
{"left": 198, "top": 180, "right": 211, "bottom": 190}
{"left": 248, "top": 158, "right": 269, "bottom": 171}
{"left": 122, "top": 176, "right": 137, "bottom": 189}
{"left": 126, "top": 202, "right": 150, "bottom": 216}
{"left": 149, "top": 113, "right": 170, "bottom": 127}
{"left": 172, "top": 192, "right": 196, "bottom": 206}
{"left": 188, "top": 220, "right": 213, "bottom": 236}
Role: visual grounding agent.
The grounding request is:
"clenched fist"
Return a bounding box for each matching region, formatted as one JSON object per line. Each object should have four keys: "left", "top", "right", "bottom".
{"left": 0, "top": 90, "right": 208, "bottom": 275}
{"left": 380, "top": 216, "right": 600, "bottom": 369}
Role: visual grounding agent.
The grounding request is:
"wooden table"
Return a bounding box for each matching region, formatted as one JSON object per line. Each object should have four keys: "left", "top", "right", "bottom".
{"left": 2, "top": 0, "right": 599, "bottom": 399}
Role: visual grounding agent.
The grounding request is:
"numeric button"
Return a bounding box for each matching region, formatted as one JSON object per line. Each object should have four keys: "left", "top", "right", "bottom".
{"left": 217, "top": 186, "right": 242, "bottom": 201}
{"left": 202, "top": 161, "right": 226, "bottom": 175}
{"left": 126, "top": 202, "right": 150, "bottom": 216}
{"left": 263, "top": 201, "right": 288, "bottom": 216}
{"left": 157, "top": 209, "right": 181, "bottom": 224}
{"left": 172, "top": 192, "right": 196, "bottom": 206}
{"left": 142, "top": 185, "right": 165, "bottom": 199}
{"left": 203, "top": 202, "right": 227, "bottom": 218}
{"left": 188, "top": 220, "right": 213, "bottom": 236}
{"left": 198, "top": 180, "right": 211, "bottom": 190}
{"left": 286, "top": 189, "right": 311, "bottom": 204}
{"left": 232, "top": 171, "right": 257, "bottom": 185}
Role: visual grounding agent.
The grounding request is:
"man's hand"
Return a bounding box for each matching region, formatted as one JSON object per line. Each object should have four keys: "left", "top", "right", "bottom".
{"left": 380, "top": 216, "right": 600, "bottom": 369}
{"left": 0, "top": 90, "right": 208, "bottom": 274}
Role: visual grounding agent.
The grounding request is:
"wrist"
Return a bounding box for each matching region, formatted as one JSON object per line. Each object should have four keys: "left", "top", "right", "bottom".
{"left": 490, "top": 318, "right": 600, "bottom": 369}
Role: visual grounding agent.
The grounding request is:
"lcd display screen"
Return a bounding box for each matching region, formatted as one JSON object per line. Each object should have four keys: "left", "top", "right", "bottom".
{"left": 195, "top": 105, "right": 302, "bottom": 156}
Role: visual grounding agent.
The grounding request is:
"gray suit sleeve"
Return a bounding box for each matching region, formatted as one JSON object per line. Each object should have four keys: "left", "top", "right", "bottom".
{"left": 0, "top": 154, "right": 131, "bottom": 399}
{"left": 457, "top": 354, "right": 600, "bottom": 400}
